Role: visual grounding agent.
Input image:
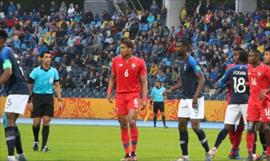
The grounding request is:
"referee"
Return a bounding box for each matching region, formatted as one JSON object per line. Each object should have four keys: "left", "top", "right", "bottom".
{"left": 150, "top": 80, "right": 167, "bottom": 128}
{"left": 28, "top": 51, "right": 63, "bottom": 152}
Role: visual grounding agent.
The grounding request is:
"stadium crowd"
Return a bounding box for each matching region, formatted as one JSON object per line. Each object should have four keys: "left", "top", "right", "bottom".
{"left": 0, "top": 0, "right": 270, "bottom": 98}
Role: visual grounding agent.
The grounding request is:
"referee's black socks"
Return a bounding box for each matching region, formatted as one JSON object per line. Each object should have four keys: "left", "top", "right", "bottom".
{"left": 162, "top": 116, "right": 166, "bottom": 126}
{"left": 42, "top": 125, "right": 50, "bottom": 148}
{"left": 32, "top": 125, "right": 40, "bottom": 142}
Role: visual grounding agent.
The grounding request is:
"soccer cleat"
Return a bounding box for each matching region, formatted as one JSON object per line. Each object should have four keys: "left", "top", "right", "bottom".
{"left": 255, "top": 152, "right": 266, "bottom": 161}
{"left": 244, "top": 156, "right": 253, "bottom": 161}
{"left": 205, "top": 152, "right": 213, "bottom": 161}
{"left": 41, "top": 146, "right": 49, "bottom": 152}
{"left": 6, "top": 158, "right": 18, "bottom": 161}
{"left": 210, "top": 147, "right": 217, "bottom": 157}
{"left": 229, "top": 152, "right": 242, "bottom": 160}
{"left": 120, "top": 154, "right": 131, "bottom": 161}
{"left": 176, "top": 156, "right": 190, "bottom": 161}
{"left": 33, "top": 142, "right": 38, "bottom": 151}
{"left": 15, "top": 154, "right": 28, "bottom": 161}
{"left": 266, "top": 156, "right": 270, "bottom": 161}
{"left": 130, "top": 152, "right": 137, "bottom": 161}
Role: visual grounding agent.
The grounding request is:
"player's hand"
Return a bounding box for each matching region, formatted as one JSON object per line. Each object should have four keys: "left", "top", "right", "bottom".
{"left": 58, "top": 99, "right": 63, "bottom": 111}
{"left": 107, "top": 93, "right": 114, "bottom": 103}
{"left": 192, "top": 97, "right": 198, "bottom": 111}
{"left": 163, "top": 89, "right": 171, "bottom": 96}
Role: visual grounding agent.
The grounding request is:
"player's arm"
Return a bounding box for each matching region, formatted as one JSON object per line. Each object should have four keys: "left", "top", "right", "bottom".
{"left": 54, "top": 70, "right": 63, "bottom": 109}
{"left": 140, "top": 60, "right": 148, "bottom": 110}
{"left": 0, "top": 61, "right": 12, "bottom": 85}
{"left": 140, "top": 73, "right": 148, "bottom": 109}
{"left": 107, "top": 60, "right": 116, "bottom": 103}
{"left": 166, "top": 76, "right": 183, "bottom": 96}
{"left": 190, "top": 57, "right": 205, "bottom": 108}
{"left": 28, "top": 68, "right": 37, "bottom": 102}
{"left": 217, "top": 67, "right": 233, "bottom": 90}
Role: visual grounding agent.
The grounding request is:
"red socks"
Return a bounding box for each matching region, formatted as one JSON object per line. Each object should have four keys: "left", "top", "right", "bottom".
{"left": 233, "top": 125, "right": 244, "bottom": 149}
{"left": 121, "top": 127, "right": 130, "bottom": 154}
{"left": 246, "top": 132, "right": 255, "bottom": 155}
{"left": 130, "top": 127, "right": 138, "bottom": 153}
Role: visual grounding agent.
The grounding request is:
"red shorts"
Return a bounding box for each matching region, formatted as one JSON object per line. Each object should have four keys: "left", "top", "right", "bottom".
{"left": 247, "top": 100, "right": 270, "bottom": 123}
{"left": 115, "top": 92, "right": 141, "bottom": 115}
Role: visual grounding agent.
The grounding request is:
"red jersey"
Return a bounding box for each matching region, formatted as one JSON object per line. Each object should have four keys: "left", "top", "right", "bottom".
{"left": 112, "top": 55, "right": 147, "bottom": 94}
{"left": 248, "top": 63, "right": 270, "bottom": 106}
{"left": 225, "top": 63, "right": 236, "bottom": 102}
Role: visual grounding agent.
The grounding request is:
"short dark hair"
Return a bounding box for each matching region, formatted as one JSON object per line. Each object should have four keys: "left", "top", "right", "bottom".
{"left": 0, "top": 29, "right": 8, "bottom": 40}
{"left": 238, "top": 50, "right": 248, "bottom": 63}
{"left": 121, "top": 39, "right": 134, "bottom": 49}
{"left": 39, "top": 51, "right": 51, "bottom": 58}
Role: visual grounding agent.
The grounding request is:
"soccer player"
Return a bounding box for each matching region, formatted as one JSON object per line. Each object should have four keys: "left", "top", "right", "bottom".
{"left": 150, "top": 79, "right": 167, "bottom": 128}
{"left": 28, "top": 51, "right": 63, "bottom": 152}
{"left": 107, "top": 39, "right": 148, "bottom": 161}
{"left": 210, "top": 50, "right": 249, "bottom": 157}
{"left": 163, "top": 39, "right": 212, "bottom": 161}
{"left": 0, "top": 29, "right": 30, "bottom": 161}
{"left": 245, "top": 49, "right": 270, "bottom": 161}
{"left": 226, "top": 47, "right": 246, "bottom": 159}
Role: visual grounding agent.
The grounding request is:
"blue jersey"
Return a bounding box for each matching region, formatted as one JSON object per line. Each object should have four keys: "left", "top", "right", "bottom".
{"left": 180, "top": 55, "right": 203, "bottom": 99}
{"left": 151, "top": 86, "right": 166, "bottom": 102}
{"left": 29, "top": 66, "right": 59, "bottom": 94}
{"left": 0, "top": 47, "right": 29, "bottom": 95}
{"left": 218, "top": 64, "right": 249, "bottom": 104}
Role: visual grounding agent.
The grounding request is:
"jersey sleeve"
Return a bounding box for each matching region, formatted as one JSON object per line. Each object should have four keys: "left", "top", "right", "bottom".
{"left": 188, "top": 56, "right": 202, "bottom": 75}
{"left": 0, "top": 48, "right": 12, "bottom": 70}
{"left": 139, "top": 59, "right": 147, "bottom": 76}
{"left": 29, "top": 68, "right": 37, "bottom": 81}
{"left": 54, "top": 68, "right": 60, "bottom": 82}
{"left": 218, "top": 67, "right": 234, "bottom": 88}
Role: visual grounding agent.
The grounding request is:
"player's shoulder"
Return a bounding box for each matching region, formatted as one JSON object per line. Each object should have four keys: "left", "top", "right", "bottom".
{"left": 226, "top": 63, "right": 235, "bottom": 70}
{"left": 187, "top": 55, "right": 198, "bottom": 65}
{"left": 132, "top": 56, "right": 145, "bottom": 63}
{"left": 0, "top": 46, "right": 12, "bottom": 58}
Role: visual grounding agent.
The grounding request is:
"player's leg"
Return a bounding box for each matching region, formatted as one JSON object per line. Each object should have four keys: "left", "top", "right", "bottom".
{"left": 246, "top": 121, "right": 257, "bottom": 159}
{"left": 40, "top": 95, "right": 54, "bottom": 152}
{"left": 178, "top": 117, "right": 189, "bottom": 160}
{"left": 118, "top": 114, "right": 130, "bottom": 160}
{"left": 153, "top": 102, "right": 158, "bottom": 127}
{"left": 265, "top": 122, "right": 270, "bottom": 160}
{"left": 3, "top": 112, "right": 17, "bottom": 161}
{"left": 32, "top": 117, "right": 41, "bottom": 151}
{"left": 191, "top": 97, "right": 212, "bottom": 161}
{"left": 160, "top": 102, "right": 167, "bottom": 128}
{"left": 116, "top": 94, "right": 130, "bottom": 161}
{"left": 41, "top": 115, "right": 51, "bottom": 152}
{"left": 31, "top": 94, "right": 42, "bottom": 151}
{"left": 229, "top": 117, "right": 245, "bottom": 159}
{"left": 212, "top": 124, "right": 235, "bottom": 156}
{"left": 128, "top": 108, "right": 138, "bottom": 160}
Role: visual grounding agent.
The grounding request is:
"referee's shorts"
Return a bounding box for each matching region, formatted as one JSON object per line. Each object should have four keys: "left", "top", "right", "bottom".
{"left": 153, "top": 102, "right": 164, "bottom": 113}
{"left": 31, "top": 93, "right": 54, "bottom": 118}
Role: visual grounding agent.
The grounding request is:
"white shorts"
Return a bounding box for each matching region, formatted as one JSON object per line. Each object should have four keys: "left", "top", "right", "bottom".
{"left": 224, "top": 104, "right": 247, "bottom": 125}
{"left": 4, "top": 94, "right": 29, "bottom": 114}
{"left": 177, "top": 97, "right": 204, "bottom": 119}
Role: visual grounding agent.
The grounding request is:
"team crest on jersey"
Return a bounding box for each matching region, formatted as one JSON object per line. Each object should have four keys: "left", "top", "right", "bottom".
{"left": 131, "top": 63, "right": 136, "bottom": 68}
{"left": 119, "top": 64, "right": 123, "bottom": 67}
{"left": 258, "top": 72, "right": 261, "bottom": 76}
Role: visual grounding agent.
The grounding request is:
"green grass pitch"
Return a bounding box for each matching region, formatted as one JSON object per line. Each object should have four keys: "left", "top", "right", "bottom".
{"left": 0, "top": 124, "right": 262, "bottom": 161}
